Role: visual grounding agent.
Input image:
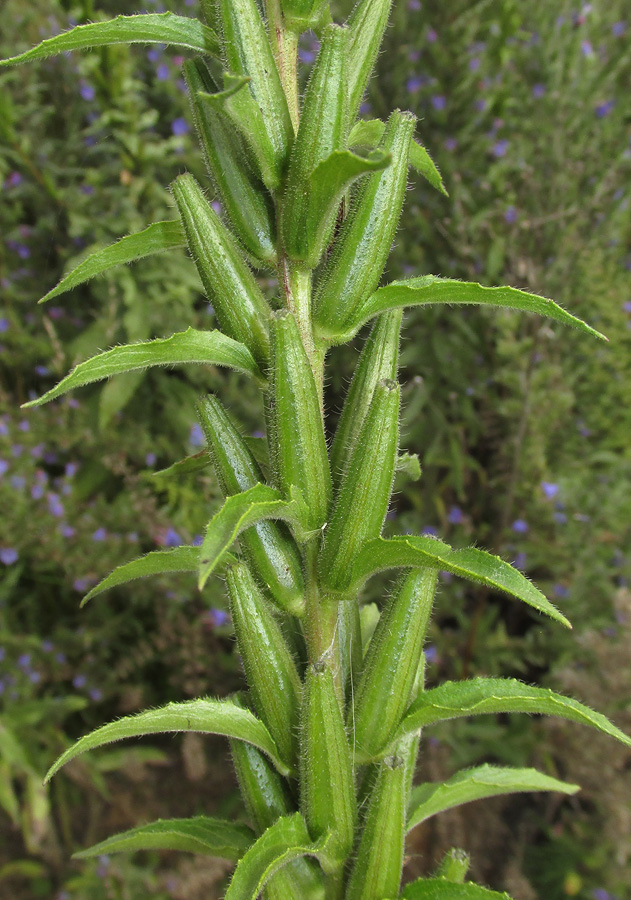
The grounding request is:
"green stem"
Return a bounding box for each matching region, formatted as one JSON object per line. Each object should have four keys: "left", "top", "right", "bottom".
{"left": 265, "top": 0, "right": 300, "bottom": 131}
{"left": 324, "top": 870, "right": 346, "bottom": 900}
{"left": 282, "top": 260, "right": 326, "bottom": 410}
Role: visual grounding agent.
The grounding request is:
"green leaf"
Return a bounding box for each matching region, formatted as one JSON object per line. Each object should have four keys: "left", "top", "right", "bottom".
{"left": 396, "top": 452, "right": 421, "bottom": 481}
{"left": 39, "top": 221, "right": 185, "bottom": 304}
{"left": 152, "top": 452, "right": 211, "bottom": 480}
{"left": 354, "top": 276, "right": 607, "bottom": 342}
{"left": 22, "top": 328, "right": 264, "bottom": 408}
{"left": 81, "top": 546, "right": 200, "bottom": 606}
{"left": 409, "top": 141, "right": 448, "bottom": 196}
{"left": 349, "top": 119, "right": 447, "bottom": 194}
{"left": 225, "top": 813, "right": 329, "bottom": 900}
{"left": 401, "top": 877, "right": 513, "bottom": 899}
{"left": 0, "top": 13, "right": 220, "bottom": 66}
{"left": 396, "top": 677, "right": 631, "bottom": 749}
{"left": 198, "top": 484, "right": 309, "bottom": 590}
{"left": 407, "top": 765, "right": 579, "bottom": 832}
{"left": 74, "top": 816, "right": 253, "bottom": 860}
{"left": 346, "top": 535, "right": 571, "bottom": 628}
{"left": 45, "top": 697, "right": 292, "bottom": 782}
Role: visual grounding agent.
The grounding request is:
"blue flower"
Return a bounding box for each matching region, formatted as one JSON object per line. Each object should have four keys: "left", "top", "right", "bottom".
{"left": 511, "top": 519, "right": 529, "bottom": 533}
{"left": 92, "top": 527, "right": 107, "bottom": 542}
{"left": 145, "top": 452, "right": 157, "bottom": 467}
{"left": 595, "top": 100, "right": 614, "bottom": 118}
{"left": 156, "top": 62, "right": 170, "bottom": 80}
{"left": 447, "top": 506, "right": 463, "bottom": 524}
{"left": 80, "top": 83, "right": 95, "bottom": 101}
{"left": 492, "top": 139, "right": 509, "bottom": 158}
{"left": 541, "top": 481, "right": 559, "bottom": 498}
{"left": 532, "top": 83, "right": 546, "bottom": 98}
{"left": 431, "top": 95, "right": 446, "bottom": 111}
{"left": 0, "top": 460, "right": 9, "bottom": 476}
{"left": 164, "top": 527, "right": 181, "bottom": 547}
{"left": 73, "top": 674, "right": 87, "bottom": 689}
{"left": 171, "top": 118, "right": 189, "bottom": 136}
{"left": 504, "top": 206, "right": 518, "bottom": 223}
{"left": 0, "top": 548, "right": 18, "bottom": 565}
{"left": 612, "top": 22, "right": 625, "bottom": 37}
{"left": 189, "top": 423, "right": 204, "bottom": 447}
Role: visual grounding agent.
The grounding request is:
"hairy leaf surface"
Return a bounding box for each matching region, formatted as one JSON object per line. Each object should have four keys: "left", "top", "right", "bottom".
{"left": 401, "top": 877, "right": 513, "bottom": 899}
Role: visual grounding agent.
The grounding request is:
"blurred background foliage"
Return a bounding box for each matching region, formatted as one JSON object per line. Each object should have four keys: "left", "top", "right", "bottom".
{"left": 1, "top": 0, "right": 630, "bottom": 898}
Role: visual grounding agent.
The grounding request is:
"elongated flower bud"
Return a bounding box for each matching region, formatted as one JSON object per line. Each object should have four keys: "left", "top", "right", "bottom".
{"left": 313, "top": 110, "right": 415, "bottom": 342}
{"left": 198, "top": 395, "right": 305, "bottom": 615}
{"left": 351, "top": 567, "right": 437, "bottom": 760}
{"left": 300, "top": 663, "right": 356, "bottom": 872}
{"left": 227, "top": 562, "right": 302, "bottom": 767}
{"left": 219, "top": 0, "right": 293, "bottom": 186}
{"left": 269, "top": 310, "right": 332, "bottom": 531}
{"left": 347, "top": 0, "right": 394, "bottom": 122}
{"left": 338, "top": 598, "right": 362, "bottom": 699}
{"left": 172, "top": 175, "right": 270, "bottom": 368}
{"left": 319, "top": 378, "right": 400, "bottom": 592}
{"left": 281, "top": 25, "right": 347, "bottom": 264}
{"left": 183, "top": 60, "right": 276, "bottom": 265}
{"left": 230, "top": 736, "right": 325, "bottom": 899}
{"left": 330, "top": 309, "right": 402, "bottom": 486}
{"left": 345, "top": 754, "right": 406, "bottom": 900}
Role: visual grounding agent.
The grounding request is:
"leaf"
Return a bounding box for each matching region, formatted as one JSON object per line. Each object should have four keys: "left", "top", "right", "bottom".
{"left": 45, "top": 697, "right": 292, "bottom": 782}
{"left": 198, "top": 484, "right": 309, "bottom": 590}
{"left": 39, "top": 221, "right": 186, "bottom": 303}
{"left": 225, "top": 813, "right": 329, "bottom": 900}
{"left": 0, "top": 13, "right": 220, "bottom": 66}
{"left": 396, "top": 452, "right": 421, "bottom": 481}
{"left": 81, "top": 546, "right": 200, "bottom": 606}
{"left": 395, "top": 677, "right": 631, "bottom": 750}
{"left": 74, "top": 816, "right": 253, "bottom": 861}
{"left": 346, "top": 535, "right": 571, "bottom": 628}
{"left": 22, "top": 328, "right": 265, "bottom": 408}
{"left": 407, "top": 765, "right": 579, "bottom": 832}
{"left": 305, "top": 149, "right": 391, "bottom": 260}
{"left": 354, "top": 276, "right": 607, "bottom": 342}
{"left": 153, "top": 452, "right": 211, "bottom": 480}
{"left": 401, "top": 877, "right": 513, "bottom": 899}
{"left": 409, "top": 141, "right": 448, "bottom": 196}
{"left": 349, "top": 119, "right": 447, "bottom": 194}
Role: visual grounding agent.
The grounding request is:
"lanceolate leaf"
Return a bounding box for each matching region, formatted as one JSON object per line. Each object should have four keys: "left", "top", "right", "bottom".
{"left": 401, "top": 877, "right": 513, "bottom": 899}
{"left": 153, "top": 452, "right": 210, "bottom": 479}
{"left": 394, "top": 677, "right": 631, "bottom": 750}
{"left": 349, "top": 118, "right": 447, "bottom": 195}
{"left": 354, "top": 276, "right": 607, "bottom": 342}
{"left": 45, "top": 698, "right": 292, "bottom": 782}
{"left": 22, "top": 328, "right": 264, "bottom": 408}
{"left": 81, "top": 546, "right": 200, "bottom": 606}
{"left": 225, "top": 813, "right": 329, "bottom": 900}
{"left": 74, "top": 816, "right": 253, "bottom": 860}
{"left": 0, "top": 13, "right": 220, "bottom": 66}
{"left": 39, "top": 221, "right": 186, "bottom": 303}
{"left": 346, "top": 535, "right": 570, "bottom": 628}
{"left": 198, "top": 484, "right": 309, "bottom": 590}
{"left": 407, "top": 765, "right": 579, "bottom": 832}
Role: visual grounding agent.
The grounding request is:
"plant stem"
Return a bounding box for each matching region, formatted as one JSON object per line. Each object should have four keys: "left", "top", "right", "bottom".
{"left": 265, "top": 0, "right": 300, "bottom": 131}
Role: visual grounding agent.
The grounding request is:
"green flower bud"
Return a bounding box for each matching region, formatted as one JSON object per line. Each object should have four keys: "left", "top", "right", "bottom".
{"left": 313, "top": 110, "right": 415, "bottom": 343}
{"left": 300, "top": 663, "right": 356, "bottom": 872}
{"left": 347, "top": 0, "right": 394, "bottom": 122}
{"left": 219, "top": 0, "right": 293, "bottom": 188}
{"left": 269, "top": 310, "right": 332, "bottom": 532}
{"left": 330, "top": 309, "right": 402, "bottom": 487}
{"left": 183, "top": 59, "right": 276, "bottom": 265}
{"left": 319, "top": 378, "right": 400, "bottom": 593}
{"left": 198, "top": 395, "right": 305, "bottom": 615}
{"left": 280, "top": 25, "right": 347, "bottom": 264}
{"left": 230, "top": 735, "right": 325, "bottom": 899}
{"left": 351, "top": 567, "right": 437, "bottom": 761}
{"left": 345, "top": 755, "right": 406, "bottom": 900}
{"left": 172, "top": 174, "right": 271, "bottom": 368}
{"left": 227, "top": 562, "right": 302, "bottom": 767}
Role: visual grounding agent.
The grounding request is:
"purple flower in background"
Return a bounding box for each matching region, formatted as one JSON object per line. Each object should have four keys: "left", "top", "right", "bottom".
{"left": 80, "top": 83, "right": 95, "bottom": 101}
{"left": 445, "top": 137, "right": 458, "bottom": 151}
{"left": 92, "top": 527, "right": 107, "bottom": 542}
{"left": 532, "top": 83, "right": 546, "bottom": 98}
{"left": 42, "top": 640, "right": 54, "bottom": 652}
{"left": 189, "top": 423, "right": 204, "bottom": 447}
{"left": 72, "top": 674, "right": 87, "bottom": 689}
{"left": 407, "top": 76, "right": 424, "bottom": 93}
{"left": 422, "top": 525, "right": 438, "bottom": 536}
{"left": 469, "top": 57, "right": 481, "bottom": 71}
{"left": 65, "top": 462, "right": 78, "bottom": 477}
{"left": 29, "top": 671, "right": 41, "bottom": 683}
{"left": 31, "top": 484, "right": 44, "bottom": 499}
{"left": 164, "top": 527, "right": 181, "bottom": 547}
{"left": 504, "top": 206, "right": 518, "bottom": 223}
{"left": 408, "top": 0, "right": 421, "bottom": 9}
{"left": 193, "top": 534, "right": 203, "bottom": 546}
{"left": 11, "top": 444, "right": 23, "bottom": 457}
{"left": 156, "top": 62, "right": 170, "bottom": 80}
{"left": 554, "top": 511, "right": 567, "bottom": 524}
{"left": 514, "top": 552, "right": 527, "bottom": 570}
{"left": 35, "top": 365, "right": 49, "bottom": 376}
{"left": 48, "top": 494, "right": 64, "bottom": 517}
{"left": 612, "top": 22, "right": 625, "bottom": 37}
{"left": 492, "top": 139, "right": 509, "bottom": 158}
{"left": 10, "top": 475, "right": 26, "bottom": 489}
{"left": 554, "top": 584, "right": 569, "bottom": 598}
{"left": 623, "top": 301, "right": 631, "bottom": 313}
{"left": 541, "top": 481, "right": 559, "bottom": 498}
{"left": 89, "top": 687, "right": 103, "bottom": 701}
{"left": 18, "top": 420, "right": 29, "bottom": 432}
{"left": 0, "top": 318, "right": 9, "bottom": 333}
{"left": 207, "top": 608, "right": 230, "bottom": 627}
{"left": 512, "top": 518, "right": 529, "bottom": 534}
{"left": 59, "top": 524, "right": 76, "bottom": 538}
{"left": 591, "top": 889, "right": 614, "bottom": 900}
{"left": 447, "top": 506, "right": 464, "bottom": 525}
{"left": 4, "top": 172, "right": 23, "bottom": 188}
{"left": 0, "top": 460, "right": 8, "bottom": 476}
{"left": 171, "top": 118, "right": 189, "bottom": 136}
{"left": 424, "top": 645, "right": 438, "bottom": 663}
{"left": 426, "top": 27, "right": 437, "bottom": 42}
{"left": 146, "top": 452, "right": 157, "bottom": 467}
{"left": 595, "top": 100, "right": 614, "bottom": 118}
{"left": 147, "top": 48, "right": 162, "bottom": 63}
{"left": 431, "top": 95, "right": 446, "bottom": 111}
{"left": 581, "top": 40, "right": 593, "bottom": 56}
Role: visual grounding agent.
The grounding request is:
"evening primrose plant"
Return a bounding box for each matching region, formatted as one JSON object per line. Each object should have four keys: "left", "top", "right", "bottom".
{"left": 3, "top": 2, "right": 629, "bottom": 898}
